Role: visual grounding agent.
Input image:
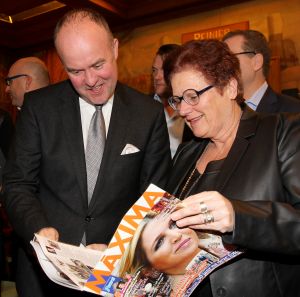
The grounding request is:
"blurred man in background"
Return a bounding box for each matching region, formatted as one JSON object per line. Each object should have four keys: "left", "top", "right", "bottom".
{"left": 223, "top": 29, "right": 300, "bottom": 112}
{"left": 5, "top": 57, "right": 50, "bottom": 109}
{"left": 152, "top": 44, "right": 193, "bottom": 157}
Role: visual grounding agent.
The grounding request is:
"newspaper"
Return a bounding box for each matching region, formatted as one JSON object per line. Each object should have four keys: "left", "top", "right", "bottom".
{"left": 31, "top": 184, "right": 243, "bottom": 296}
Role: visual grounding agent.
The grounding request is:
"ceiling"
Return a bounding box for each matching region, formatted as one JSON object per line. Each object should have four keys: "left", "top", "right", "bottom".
{"left": 0, "top": 0, "right": 251, "bottom": 50}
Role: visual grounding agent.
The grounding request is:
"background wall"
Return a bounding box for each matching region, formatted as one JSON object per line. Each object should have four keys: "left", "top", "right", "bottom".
{"left": 116, "top": 0, "right": 300, "bottom": 95}
{"left": 1, "top": 0, "right": 300, "bottom": 115}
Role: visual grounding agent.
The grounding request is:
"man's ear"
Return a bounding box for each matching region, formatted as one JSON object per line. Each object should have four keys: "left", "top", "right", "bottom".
{"left": 252, "top": 53, "right": 263, "bottom": 72}
{"left": 113, "top": 38, "right": 119, "bottom": 60}
{"left": 25, "top": 75, "right": 33, "bottom": 91}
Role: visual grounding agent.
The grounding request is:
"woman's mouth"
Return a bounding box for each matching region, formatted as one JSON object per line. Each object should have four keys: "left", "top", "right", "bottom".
{"left": 175, "top": 238, "right": 191, "bottom": 252}
{"left": 188, "top": 114, "right": 204, "bottom": 124}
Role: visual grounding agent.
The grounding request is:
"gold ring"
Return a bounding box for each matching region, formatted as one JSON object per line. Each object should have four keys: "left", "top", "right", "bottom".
{"left": 199, "top": 201, "right": 208, "bottom": 213}
{"left": 203, "top": 211, "right": 214, "bottom": 224}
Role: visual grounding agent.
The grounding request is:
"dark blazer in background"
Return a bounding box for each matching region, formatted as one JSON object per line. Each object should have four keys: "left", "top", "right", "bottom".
{"left": 167, "top": 108, "right": 300, "bottom": 297}
{"left": 256, "top": 86, "right": 300, "bottom": 112}
{"left": 0, "top": 108, "right": 14, "bottom": 158}
{"left": 3, "top": 80, "right": 171, "bottom": 297}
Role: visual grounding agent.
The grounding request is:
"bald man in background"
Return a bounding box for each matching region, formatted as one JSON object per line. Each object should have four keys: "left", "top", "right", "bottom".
{"left": 5, "top": 57, "right": 50, "bottom": 109}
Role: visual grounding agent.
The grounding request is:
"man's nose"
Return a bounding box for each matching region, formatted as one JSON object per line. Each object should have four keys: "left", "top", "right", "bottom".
{"left": 154, "top": 69, "right": 164, "bottom": 80}
{"left": 85, "top": 70, "right": 97, "bottom": 86}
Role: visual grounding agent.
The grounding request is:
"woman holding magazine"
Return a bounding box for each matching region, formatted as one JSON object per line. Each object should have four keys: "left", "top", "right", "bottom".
{"left": 163, "top": 39, "right": 300, "bottom": 297}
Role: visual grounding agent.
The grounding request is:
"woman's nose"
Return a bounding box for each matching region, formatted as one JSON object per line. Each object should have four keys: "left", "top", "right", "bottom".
{"left": 169, "top": 230, "right": 182, "bottom": 243}
{"left": 178, "top": 100, "right": 192, "bottom": 117}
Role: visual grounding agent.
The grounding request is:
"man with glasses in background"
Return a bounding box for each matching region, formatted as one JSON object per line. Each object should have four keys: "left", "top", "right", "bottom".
{"left": 222, "top": 29, "right": 300, "bottom": 112}
{"left": 5, "top": 57, "right": 50, "bottom": 109}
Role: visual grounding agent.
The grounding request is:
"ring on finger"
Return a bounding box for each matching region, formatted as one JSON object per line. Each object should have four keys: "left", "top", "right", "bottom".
{"left": 203, "top": 211, "right": 214, "bottom": 224}
{"left": 199, "top": 201, "right": 208, "bottom": 213}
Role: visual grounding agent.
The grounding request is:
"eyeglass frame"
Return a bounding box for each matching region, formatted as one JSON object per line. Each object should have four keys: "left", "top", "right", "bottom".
{"left": 5, "top": 74, "right": 29, "bottom": 86}
{"left": 234, "top": 51, "right": 257, "bottom": 56}
{"left": 168, "top": 85, "right": 214, "bottom": 111}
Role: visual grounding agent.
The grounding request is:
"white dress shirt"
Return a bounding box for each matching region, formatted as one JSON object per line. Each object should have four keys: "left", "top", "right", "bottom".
{"left": 79, "top": 96, "right": 113, "bottom": 150}
{"left": 154, "top": 94, "right": 185, "bottom": 157}
{"left": 246, "top": 81, "right": 268, "bottom": 111}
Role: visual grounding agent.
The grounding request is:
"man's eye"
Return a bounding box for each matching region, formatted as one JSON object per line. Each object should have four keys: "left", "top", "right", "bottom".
{"left": 94, "top": 64, "right": 103, "bottom": 70}
{"left": 69, "top": 70, "right": 80, "bottom": 75}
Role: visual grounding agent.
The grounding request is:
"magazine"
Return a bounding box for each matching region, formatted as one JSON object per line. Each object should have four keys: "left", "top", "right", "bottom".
{"left": 31, "top": 184, "right": 244, "bottom": 296}
{"left": 31, "top": 233, "right": 103, "bottom": 290}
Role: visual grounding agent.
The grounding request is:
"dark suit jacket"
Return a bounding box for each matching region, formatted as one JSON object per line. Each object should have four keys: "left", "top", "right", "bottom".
{"left": 256, "top": 86, "right": 300, "bottom": 112}
{"left": 3, "top": 80, "right": 171, "bottom": 246}
{"left": 0, "top": 108, "right": 14, "bottom": 158}
{"left": 167, "top": 108, "right": 300, "bottom": 297}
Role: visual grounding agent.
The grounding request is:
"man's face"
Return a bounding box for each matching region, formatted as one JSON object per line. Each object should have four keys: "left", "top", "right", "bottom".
{"left": 55, "top": 20, "right": 118, "bottom": 105}
{"left": 5, "top": 64, "right": 27, "bottom": 108}
{"left": 224, "top": 35, "right": 256, "bottom": 90}
{"left": 152, "top": 54, "right": 170, "bottom": 100}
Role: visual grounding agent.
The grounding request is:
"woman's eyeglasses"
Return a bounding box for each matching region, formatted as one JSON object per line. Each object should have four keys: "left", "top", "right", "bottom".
{"left": 168, "top": 85, "right": 214, "bottom": 111}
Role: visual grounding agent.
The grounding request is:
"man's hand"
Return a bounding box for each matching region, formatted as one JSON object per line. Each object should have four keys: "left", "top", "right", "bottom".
{"left": 86, "top": 243, "right": 108, "bottom": 252}
{"left": 37, "top": 227, "right": 59, "bottom": 241}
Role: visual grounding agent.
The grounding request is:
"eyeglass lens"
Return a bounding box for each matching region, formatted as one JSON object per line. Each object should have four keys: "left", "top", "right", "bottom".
{"left": 169, "top": 85, "right": 213, "bottom": 110}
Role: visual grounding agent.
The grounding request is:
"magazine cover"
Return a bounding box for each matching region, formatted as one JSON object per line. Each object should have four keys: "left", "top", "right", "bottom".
{"left": 31, "top": 184, "right": 243, "bottom": 296}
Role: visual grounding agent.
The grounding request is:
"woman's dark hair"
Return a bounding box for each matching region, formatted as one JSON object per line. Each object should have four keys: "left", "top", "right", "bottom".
{"left": 163, "top": 39, "right": 244, "bottom": 105}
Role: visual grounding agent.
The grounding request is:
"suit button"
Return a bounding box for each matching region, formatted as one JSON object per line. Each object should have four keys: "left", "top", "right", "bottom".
{"left": 216, "top": 287, "right": 226, "bottom": 296}
{"left": 85, "top": 216, "right": 92, "bottom": 222}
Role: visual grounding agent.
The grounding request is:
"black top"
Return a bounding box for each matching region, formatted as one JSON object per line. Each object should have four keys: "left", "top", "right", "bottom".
{"left": 178, "top": 158, "right": 224, "bottom": 297}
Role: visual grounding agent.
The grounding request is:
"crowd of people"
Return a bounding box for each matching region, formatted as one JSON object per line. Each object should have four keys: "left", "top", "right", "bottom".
{"left": 1, "top": 7, "right": 300, "bottom": 297}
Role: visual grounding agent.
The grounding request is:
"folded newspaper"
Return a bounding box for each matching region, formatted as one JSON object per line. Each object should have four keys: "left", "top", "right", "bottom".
{"left": 31, "top": 184, "right": 243, "bottom": 296}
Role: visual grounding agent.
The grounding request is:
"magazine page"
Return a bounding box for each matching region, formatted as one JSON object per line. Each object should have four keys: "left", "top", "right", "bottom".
{"left": 31, "top": 234, "right": 103, "bottom": 290}
{"left": 84, "top": 184, "right": 244, "bottom": 296}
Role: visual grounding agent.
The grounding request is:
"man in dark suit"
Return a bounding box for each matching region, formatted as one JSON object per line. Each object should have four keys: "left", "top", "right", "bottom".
{"left": 223, "top": 29, "right": 300, "bottom": 112}
{"left": 3, "top": 8, "right": 171, "bottom": 297}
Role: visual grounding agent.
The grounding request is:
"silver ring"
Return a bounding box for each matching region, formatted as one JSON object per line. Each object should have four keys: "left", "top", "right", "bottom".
{"left": 203, "top": 211, "right": 214, "bottom": 224}
{"left": 199, "top": 201, "right": 208, "bottom": 213}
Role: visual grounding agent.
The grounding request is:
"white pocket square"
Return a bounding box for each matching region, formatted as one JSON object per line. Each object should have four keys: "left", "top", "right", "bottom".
{"left": 121, "top": 144, "right": 140, "bottom": 155}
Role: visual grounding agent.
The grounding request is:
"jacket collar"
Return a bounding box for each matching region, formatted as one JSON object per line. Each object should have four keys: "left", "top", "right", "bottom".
{"left": 168, "top": 106, "right": 259, "bottom": 196}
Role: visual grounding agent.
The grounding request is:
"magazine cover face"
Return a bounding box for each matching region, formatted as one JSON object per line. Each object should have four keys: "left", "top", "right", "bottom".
{"left": 109, "top": 194, "right": 237, "bottom": 297}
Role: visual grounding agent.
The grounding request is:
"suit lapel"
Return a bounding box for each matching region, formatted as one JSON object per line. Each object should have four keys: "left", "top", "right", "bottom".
{"left": 215, "top": 108, "right": 258, "bottom": 192}
{"left": 256, "top": 86, "right": 278, "bottom": 112}
{"left": 59, "top": 81, "right": 87, "bottom": 203}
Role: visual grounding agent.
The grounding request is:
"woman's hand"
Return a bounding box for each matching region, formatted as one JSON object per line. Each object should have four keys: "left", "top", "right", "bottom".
{"left": 171, "top": 191, "right": 235, "bottom": 233}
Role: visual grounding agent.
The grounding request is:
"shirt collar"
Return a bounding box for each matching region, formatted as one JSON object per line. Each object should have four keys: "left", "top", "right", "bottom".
{"left": 246, "top": 81, "right": 268, "bottom": 110}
